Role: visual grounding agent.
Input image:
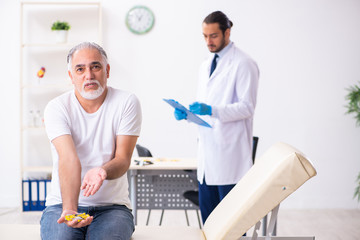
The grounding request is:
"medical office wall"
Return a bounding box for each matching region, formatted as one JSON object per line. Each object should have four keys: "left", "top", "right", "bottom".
{"left": 1, "top": 0, "right": 359, "bottom": 209}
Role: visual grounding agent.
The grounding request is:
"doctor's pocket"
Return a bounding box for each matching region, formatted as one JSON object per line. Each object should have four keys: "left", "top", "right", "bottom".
{"left": 213, "top": 121, "right": 239, "bottom": 146}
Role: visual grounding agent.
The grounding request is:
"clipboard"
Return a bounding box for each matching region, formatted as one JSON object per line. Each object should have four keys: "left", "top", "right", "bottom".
{"left": 163, "top": 98, "right": 212, "bottom": 128}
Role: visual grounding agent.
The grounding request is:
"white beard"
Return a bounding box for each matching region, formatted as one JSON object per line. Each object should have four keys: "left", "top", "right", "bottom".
{"left": 78, "top": 80, "right": 105, "bottom": 100}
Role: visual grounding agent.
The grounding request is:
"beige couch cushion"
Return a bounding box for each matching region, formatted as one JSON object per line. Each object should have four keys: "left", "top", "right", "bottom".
{"left": 0, "top": 224, "right": 40, "bottom": 239}
{"left": 131, "top": 226, "right": 204, "bottom": 240}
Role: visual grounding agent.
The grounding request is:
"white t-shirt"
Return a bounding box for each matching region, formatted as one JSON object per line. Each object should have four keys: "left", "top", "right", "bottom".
{"left": 44, "top": 87, "right": 142, "bottom": 208}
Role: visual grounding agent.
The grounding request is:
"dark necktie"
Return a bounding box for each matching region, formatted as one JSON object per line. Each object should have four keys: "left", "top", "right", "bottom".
{"left": 209, "top": 54, "right": 219, "bottom": 77}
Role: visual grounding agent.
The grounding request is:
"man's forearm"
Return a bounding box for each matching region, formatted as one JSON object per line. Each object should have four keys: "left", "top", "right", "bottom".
{"left": 59, "top": 156, "right": 81, "bottom": 211}
{"left": 52, "top": 135, "right": 82, "bottom": 211}
{"left": 101, "top": 135, "right": 137, "bottom": 180}
{"left": 102, "top": 156, "right": 130, "bottom": 180}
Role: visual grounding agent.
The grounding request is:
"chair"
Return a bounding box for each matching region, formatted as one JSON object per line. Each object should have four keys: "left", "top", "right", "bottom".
{"left": 135, "top": 144, "right": 154, "bottom": 225}
{"left": 252, "top": 136, "right": 259, "bottom": 161}
{"left": 182, "top": 136, "right": 259, "bottom": 228}
{"left": 136, "top": 144, "right": 153, "bottom": 158}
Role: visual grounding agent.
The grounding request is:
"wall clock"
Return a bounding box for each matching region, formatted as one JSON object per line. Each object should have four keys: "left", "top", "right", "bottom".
{"left": 126, "top": 6, "right": 155, "bottom": 35}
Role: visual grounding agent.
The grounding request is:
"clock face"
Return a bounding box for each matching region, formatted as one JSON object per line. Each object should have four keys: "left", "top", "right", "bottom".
{"left": 126, "top": 6, "right": 155, "bottom": 35}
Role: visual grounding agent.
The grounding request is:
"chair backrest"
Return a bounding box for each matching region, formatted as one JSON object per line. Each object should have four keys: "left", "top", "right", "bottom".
{"left": 202, "top": 142, "right": 317, "bottom": 240}
{"left": 252, "top": 136, "right": 259, "bottom": 163}
{"left": 136, "top": 144, "right": 153, "bottom": 157}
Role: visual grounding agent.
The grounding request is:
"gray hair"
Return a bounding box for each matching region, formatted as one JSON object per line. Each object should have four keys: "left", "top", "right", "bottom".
{"left": 67, "top": 42, "right": 108, "bottom": 71}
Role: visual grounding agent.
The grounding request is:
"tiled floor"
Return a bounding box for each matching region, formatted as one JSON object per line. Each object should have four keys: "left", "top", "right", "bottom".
{"left": 1, "top": 208, "right": 359, "bottom": 240}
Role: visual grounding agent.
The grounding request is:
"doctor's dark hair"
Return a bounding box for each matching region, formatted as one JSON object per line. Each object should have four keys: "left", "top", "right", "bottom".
{"left": 67, "top": 42, "right": 108, "bottom": 71}
{"left": 203, "top": 11, "right": 233, "bottom": 34}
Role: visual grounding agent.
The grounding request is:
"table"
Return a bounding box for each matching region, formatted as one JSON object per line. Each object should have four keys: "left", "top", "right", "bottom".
{"left": 128, "top": 157, "right": 198, "bottom": 225}
{"left": 129, "top": 157, "right": 273, "bottom": 235}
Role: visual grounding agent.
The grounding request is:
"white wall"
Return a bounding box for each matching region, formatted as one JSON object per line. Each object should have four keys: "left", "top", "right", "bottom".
{"left": 1, "top": 0, "right": 359, "bottom": 209}
{"left": 0, "top": 0, "right": 21, "bottom": 207}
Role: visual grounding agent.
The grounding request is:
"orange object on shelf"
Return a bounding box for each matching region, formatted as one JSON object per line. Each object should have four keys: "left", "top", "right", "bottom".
{"left": 37, "top": 67, "right": 46, "bottom": 78}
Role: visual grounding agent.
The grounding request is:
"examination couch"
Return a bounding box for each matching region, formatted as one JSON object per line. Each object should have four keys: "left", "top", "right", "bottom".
{"left": 0, "top": 142, "right": 317, "bottom": 240}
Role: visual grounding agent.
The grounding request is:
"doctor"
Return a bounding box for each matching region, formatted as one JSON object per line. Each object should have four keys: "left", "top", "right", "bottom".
{"left": 174, "top": 11, "right": 259, "bottom": 223}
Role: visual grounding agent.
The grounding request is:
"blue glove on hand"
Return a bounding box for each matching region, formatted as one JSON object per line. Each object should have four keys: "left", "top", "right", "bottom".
{"left": 189, "top": 102, "right": 212, "bottom": 115}
{"left": 174, "top": 108, "right": 187, "bottom": 120}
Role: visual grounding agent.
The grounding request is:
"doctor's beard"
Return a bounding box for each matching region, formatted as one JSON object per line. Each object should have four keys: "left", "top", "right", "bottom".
{"left": 209, "top": 37, "right": 227, "bottom": 53}
{"left": 78, "top": 80, "right": 105, "bottom": 100}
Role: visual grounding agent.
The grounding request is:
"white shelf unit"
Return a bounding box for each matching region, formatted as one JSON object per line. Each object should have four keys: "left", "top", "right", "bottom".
{"left": 19, "top": 1, "right": 102, "bottom": 187}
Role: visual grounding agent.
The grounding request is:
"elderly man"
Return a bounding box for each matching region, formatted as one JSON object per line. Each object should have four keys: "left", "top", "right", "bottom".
{"left": 40, "top": 42, "right": 142, "bottom": 240}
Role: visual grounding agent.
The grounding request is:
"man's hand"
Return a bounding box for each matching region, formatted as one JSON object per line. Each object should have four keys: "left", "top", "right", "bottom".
{"left": 189, "top": 102, "right": 212, "bottom": 115}
{"left": 174, "top": 108, "right": 187, "bottom": 120}
{"left": 81, "top": 167, "right": 107, "bottom": 197}
{"left": 57, "top": 209, "right": 93, "bottom": 228}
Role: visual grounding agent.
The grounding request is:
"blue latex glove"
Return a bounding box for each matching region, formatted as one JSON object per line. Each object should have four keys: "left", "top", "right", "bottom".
{"left": 174, "top": 108, "right": 187, "bottom": 120}
{"left": 189, "top": 102, "right": 212, "bottom": 115}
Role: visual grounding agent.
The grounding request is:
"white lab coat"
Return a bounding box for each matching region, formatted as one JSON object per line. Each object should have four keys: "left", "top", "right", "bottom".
{"left": 196, "top": 43, "right": 259, "bottom": 185}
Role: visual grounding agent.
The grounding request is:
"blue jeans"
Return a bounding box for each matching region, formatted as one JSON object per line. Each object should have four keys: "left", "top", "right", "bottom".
{"left": 40, "top": 204, "right": 134, "bottom": 240}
